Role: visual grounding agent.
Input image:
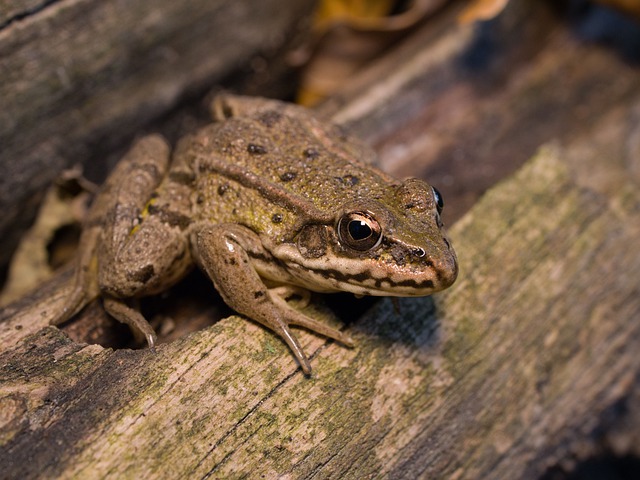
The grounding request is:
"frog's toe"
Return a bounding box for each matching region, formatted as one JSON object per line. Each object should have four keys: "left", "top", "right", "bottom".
{"left": 103, "top": 296, "right": 158, "bottom": 349}
{"left": 274, "top": 323, "right": 313, "bottom": 375}
{"left": 271, "top": 293, "right": 354, "bottom": 348}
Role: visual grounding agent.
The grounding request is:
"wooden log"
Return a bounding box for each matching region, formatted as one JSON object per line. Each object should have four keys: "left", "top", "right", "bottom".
{"left": 2, "top": 0, "right": 640, "bottom": 478}
{"left": 2, "top": 135, "right": 639, "bottom": 478}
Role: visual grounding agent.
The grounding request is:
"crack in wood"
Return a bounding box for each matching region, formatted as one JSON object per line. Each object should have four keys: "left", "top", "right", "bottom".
{"left": 0, "top": 0, "right": 60, "bottom": 30}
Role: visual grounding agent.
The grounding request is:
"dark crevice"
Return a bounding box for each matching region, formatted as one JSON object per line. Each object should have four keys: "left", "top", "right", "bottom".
{"left": 540, "top": 453, "right": 640, "bottom": 480}
{"left": 0, "top": 0, "right": 61, "bottom": 30}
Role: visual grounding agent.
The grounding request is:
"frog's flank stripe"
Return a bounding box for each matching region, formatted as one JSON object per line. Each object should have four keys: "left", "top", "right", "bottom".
{"left": 195, "top": 154, "right": 333, "bottom": 223}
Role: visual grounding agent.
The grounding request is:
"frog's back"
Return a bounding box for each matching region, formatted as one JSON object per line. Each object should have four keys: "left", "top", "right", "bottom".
{"left": 180, "top": 102, "right": 396, "bottom": 238}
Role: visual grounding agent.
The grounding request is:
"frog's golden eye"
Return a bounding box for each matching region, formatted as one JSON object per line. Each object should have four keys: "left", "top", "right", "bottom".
{"left": 432, "top": 186, "right": 444, "bottom": 215}
{"left": 337, "top": 212, "right": 382, "bottom": 251}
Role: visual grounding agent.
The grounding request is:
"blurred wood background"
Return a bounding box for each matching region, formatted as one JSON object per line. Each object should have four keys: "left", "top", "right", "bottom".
{"left": 1, "top": 0, "right": 640, "bottom": 478}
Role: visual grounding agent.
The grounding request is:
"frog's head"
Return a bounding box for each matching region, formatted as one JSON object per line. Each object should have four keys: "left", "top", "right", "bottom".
{"left": 272, "top": 178, "right": 458, "bottom": 297}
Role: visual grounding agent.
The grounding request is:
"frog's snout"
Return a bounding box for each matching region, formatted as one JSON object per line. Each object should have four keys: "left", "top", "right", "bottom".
{"left": 438, "top": 250, "right": 458, "bottom": 289}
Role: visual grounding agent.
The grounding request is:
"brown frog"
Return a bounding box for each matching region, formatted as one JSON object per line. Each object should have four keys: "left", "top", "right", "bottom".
{"left": 50, "top": 95, "right": 458, "bottom": 374}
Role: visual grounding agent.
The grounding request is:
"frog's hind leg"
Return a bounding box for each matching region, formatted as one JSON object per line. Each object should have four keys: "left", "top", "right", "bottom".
{"left": 96, "top": 135, "right": 191, "bottom": 348}
{"left": 52, "top": 134, "right": 176, "bottom": 344}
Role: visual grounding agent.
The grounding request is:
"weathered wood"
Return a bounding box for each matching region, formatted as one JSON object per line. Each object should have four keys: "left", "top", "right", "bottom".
{"left": 2, "top": 134, "right": 639, "bottom": 478}
{"left": 2, "top": 0, "right": 640, "bottom": 478}
{"left": 0, "top": 0, "right": 315, "bottom": 272}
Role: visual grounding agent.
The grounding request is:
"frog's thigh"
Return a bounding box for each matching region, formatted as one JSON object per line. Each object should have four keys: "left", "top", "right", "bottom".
{"left": 191, "top": 223, "right": 316, "bottom": 374}
{"left": 51, "top": 135, "right": 170, "bottom": 326}
{"left": 98, "top": 220, "right": 191, "bottom": 298}
{"left": 95, "top": 135, "right": 191, "bottom": 297}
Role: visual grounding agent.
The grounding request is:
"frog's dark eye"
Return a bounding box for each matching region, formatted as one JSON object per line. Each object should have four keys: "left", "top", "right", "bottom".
{"left": 337, "top": 212, "right": 382, "bottom": 251}
{"left": 432, "top": 186, "right": 444, "bottom": 215}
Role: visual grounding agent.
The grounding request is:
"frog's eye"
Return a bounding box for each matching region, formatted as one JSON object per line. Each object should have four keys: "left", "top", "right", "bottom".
{"left": 432, "top": 186, "right": 444, "bottom": 215}
{"left": 337, "top": 212, "right": 382, "bottom": 251}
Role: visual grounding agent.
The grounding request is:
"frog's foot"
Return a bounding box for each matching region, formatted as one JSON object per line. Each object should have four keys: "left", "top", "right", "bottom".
{"left": 268, "top": 288, "right": 353, "bottom": 347}
{"left": 103, "top": 296, "right": 158, "bottom": 350}
{"left": 266, "top": 290, "right": 354, "bottom": 376}
{"left": 50, "top": 228, "right": 101, "bottom": 327}
{"left": 269, "top": 285, "right": 311, "bottom": 309}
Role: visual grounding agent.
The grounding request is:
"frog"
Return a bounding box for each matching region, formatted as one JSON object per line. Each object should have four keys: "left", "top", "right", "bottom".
{"left": 49, "top": 94, "right": 458, "bottom": 374}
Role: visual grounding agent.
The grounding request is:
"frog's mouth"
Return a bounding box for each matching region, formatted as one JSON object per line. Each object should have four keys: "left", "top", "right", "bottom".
{"left": 268, "top": 243, "right": 458, "bottom": 298}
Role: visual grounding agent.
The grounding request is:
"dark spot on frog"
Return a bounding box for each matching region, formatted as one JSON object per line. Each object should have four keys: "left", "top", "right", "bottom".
{"left": 390, "top": 246, "right": 408, "bottom": 267}
{"left": 247, "top": 143, "right": 267, "bottom": 155}
{"left": 303, "top": 147, "right": 319, "bottom": 159}
{"left": 258, "top": 110, "right": 282, "bottom": 128}
{"left": 344, "top": 175, "right": 359, "bottom": 186}
{"left": 335, "top": 175, "right": 359, "bottom": 187}
{"left": 129, "top": 264, "right": 155, "bottom": 284}
{"left": 225, "top": 258, "right": 237, "bottom": 266}
{"left": 196, "top": 194, "right": 205, "bottom": 205}
{"left": 254, "top": 291, "right": 265, "bottom": 299}
{"left": 279, "top": 171, "right": 296, "bottom": 182}
{"left": 271, "top": 213, "right": 283, "bottom": 224}
{"left": 218, "top": 183, "right": 230, "bottom": 196}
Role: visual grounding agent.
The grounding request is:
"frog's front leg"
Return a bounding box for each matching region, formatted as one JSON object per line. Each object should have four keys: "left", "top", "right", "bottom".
{"left": 191, "top": 224, "right": 353, "bottom": 375}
